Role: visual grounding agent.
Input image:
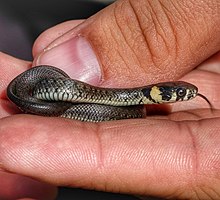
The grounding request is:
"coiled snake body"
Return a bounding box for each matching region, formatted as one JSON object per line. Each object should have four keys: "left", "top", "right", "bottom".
{"left": 7, "top": 65, "right": 204, "bottom": 122}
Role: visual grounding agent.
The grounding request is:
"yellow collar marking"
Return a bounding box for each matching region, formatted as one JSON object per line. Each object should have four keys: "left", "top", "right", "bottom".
{"left": 150, "top": 86, "right": 162, "bottom": 103}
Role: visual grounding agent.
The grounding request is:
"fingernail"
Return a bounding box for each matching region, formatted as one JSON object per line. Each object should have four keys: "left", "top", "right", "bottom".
{"left": 35, "top": 36, "right": 101, "bottom": 85}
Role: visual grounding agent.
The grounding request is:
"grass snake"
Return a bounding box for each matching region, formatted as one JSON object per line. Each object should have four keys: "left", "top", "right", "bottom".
{"left": 7, "top": 65, "right": 211, "bottom": 122}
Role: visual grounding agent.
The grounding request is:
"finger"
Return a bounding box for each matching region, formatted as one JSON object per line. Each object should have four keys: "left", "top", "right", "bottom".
{"left": 172, "top": 60, "right": 220, "bottom": 111}
{"left": 1, "top": 115, "right": 220, "bottom": 199}
{"left": 33, "top": 0, "right": 220, "bottom": 87}
{"left": 33, "top": 20, "right": 84, "bottom": 57}
{"left": 0, "top": 171, "right": 57, "bottom": 200}
{"left": 198, "top": 51, "right": 220, "bottom": 74}
{"left": 0, "top": 52, "right": 31, "bottom": 117}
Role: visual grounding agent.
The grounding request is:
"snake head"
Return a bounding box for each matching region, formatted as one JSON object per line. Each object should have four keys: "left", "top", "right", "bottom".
{"left": 160, "top": 81, "right": 198, "bottom": 102}
{"left": 142, "top": 81, "right": 198, "bottom": 104}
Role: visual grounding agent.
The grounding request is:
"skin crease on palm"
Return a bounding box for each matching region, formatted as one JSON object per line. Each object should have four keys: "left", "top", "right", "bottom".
{"left": 0, "top": 0, "right": 220, "bottom": 199}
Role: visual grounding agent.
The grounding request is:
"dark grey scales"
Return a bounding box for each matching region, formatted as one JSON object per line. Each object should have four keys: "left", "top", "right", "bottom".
{"left": 7, "top": 65, "right": 211, "bottom": 122}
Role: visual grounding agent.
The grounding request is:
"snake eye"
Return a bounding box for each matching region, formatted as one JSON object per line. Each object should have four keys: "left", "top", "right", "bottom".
{"left": 176, "top": 87, "right": 186, "bottom": 98}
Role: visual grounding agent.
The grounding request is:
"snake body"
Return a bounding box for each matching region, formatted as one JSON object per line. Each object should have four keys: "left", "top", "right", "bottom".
{"left": 7, "top": 65, "right": 198, "bottom": 122}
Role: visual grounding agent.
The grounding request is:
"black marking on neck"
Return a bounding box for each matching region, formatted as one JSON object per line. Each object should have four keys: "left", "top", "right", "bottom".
{"left": 159, "top": 86, "right": 173, "bottom": 102}
{"left": 141, "top": 88, "right": 157, "bottom": 103}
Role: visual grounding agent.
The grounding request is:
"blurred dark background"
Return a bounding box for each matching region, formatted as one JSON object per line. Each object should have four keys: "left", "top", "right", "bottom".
{"left": 0, "top": 0, "right": 113, "bottom": 60}
{"left": 0, "top": 1, "right": 160, "bottom": 199}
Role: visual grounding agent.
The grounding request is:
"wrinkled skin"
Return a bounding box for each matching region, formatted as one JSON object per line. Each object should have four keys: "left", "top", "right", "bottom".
{"left": 1, "top": 0, "right": 220, "bottom": 199}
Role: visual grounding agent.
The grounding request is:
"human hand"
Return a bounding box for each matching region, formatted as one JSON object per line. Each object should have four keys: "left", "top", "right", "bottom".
{"left": 1, "top": 0, "right": 220, "bottom": 199}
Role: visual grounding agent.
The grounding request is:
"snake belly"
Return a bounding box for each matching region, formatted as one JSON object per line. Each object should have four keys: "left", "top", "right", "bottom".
{"left": 7, "top": 65, "right": 198, "bottom": 122}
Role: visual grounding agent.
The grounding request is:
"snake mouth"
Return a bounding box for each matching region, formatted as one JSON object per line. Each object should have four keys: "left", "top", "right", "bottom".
{"left": 187, "top": 92, "right": 197, "bottom": 100}
{"left": 183, "top": 88, "right": 198, "bottom": 101}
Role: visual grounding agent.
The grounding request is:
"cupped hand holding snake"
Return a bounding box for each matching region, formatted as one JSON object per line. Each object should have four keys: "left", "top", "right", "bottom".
{"left": 1, "top": 0, "right": 220, "bottom": 199}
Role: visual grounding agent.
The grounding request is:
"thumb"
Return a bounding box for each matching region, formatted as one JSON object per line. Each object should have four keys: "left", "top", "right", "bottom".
{"left": 33, "top": 0, "right": 220, "bottom": 87}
